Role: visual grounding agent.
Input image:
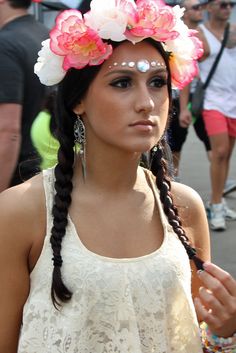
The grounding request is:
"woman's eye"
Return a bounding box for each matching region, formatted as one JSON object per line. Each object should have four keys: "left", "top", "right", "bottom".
{"left": 149, "top": 77, "right": 167, "bottom": 88}
{"left": 110, "top": 78, "right": 131, "bottom": 88}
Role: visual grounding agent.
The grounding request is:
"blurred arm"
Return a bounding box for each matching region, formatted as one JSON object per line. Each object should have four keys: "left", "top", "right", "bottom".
{"left": 0, "top": 103, "right": 22, "bottom": 191}
{"left": 179, "top": 84, "right": 192, "bottom": 128}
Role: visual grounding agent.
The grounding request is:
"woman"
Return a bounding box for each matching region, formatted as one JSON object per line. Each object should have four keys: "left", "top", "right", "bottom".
{"left": 0, "top": 1, "right": 236, "bottom": 352}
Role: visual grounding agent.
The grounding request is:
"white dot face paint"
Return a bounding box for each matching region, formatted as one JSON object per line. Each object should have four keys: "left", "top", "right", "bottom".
{"left": 108, "top": 59, "right": 166, "bottom": 72}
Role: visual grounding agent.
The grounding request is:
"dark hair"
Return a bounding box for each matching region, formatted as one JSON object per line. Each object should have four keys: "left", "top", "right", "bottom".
{"left": 50, "top": 39, "right": 203, "bottom": 308}
{"left": 8, "top": 0, "right": 31, "bottom": 9}
{"left": 78, "top": 0, "right": 92, "bottom": 13}
{"left": 40, "top": 89, "right": 58, "bottom": 140}
{"left": 50, "top": 64, "right": 102, "bottom": 308}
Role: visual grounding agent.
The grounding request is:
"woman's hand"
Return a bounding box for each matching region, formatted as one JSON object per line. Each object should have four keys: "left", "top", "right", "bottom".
{"left": 194, "top": 262, "right": 236, "bottom": 337}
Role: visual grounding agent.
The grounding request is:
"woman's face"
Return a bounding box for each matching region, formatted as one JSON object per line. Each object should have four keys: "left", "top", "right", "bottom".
{"left": 74, "top": 40, "right": 169, "bottom": 154}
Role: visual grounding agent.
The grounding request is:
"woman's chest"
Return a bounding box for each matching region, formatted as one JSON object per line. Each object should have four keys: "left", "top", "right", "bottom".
{"left": 69, "top": 192, "right": 164, "bottom": 259}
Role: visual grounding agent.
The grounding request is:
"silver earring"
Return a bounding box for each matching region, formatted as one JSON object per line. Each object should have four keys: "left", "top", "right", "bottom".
{"left": 148, "top": 145, "right": 158, "bottom": 170}
{"left": 74, "top": 116, "right": 86, "bottom": 180}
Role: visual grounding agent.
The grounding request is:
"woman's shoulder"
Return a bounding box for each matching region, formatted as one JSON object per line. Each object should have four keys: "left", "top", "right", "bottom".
{"left": 170, "top": 181, "right": 206, "bottom": 219}
{"left": 0, "top": 173, "right": 46, "bottom": 248}
{"left": 147, "top": 173, "right": 210, "bottom": 253}
{"left": 147, "top": 170, "right": 207, "bottom": 229}
{"left": 170, "top": 181, "right": 209, "bottom": 243}
{"left": 171, "top": 181, "right": 204, "bottom": 210}
{"left": 0, "top": 172, "right": 45, "bottom": 213}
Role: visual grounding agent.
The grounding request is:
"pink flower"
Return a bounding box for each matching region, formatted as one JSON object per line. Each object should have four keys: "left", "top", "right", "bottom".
{"left": 50, "top": 9, "right": 112, "bottom": 70}
{"left": 169, "top": 55, "right": 199, "bottom": 89}
{"left": 165, "top": 33, "right": 203, "bottom": 89}
{"left": 188, "top": 30, "right": 204, "bottom": 60}
{"left": 34, "top": 1, "right": 204, "bottom": 88}
{"left": 126, "top": 0, "right": 179, "bottom": 43}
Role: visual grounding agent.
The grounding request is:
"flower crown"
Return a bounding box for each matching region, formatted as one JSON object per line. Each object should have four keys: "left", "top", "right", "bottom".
{"left": 34, "top": 0, "right": 203, "bottom": 89}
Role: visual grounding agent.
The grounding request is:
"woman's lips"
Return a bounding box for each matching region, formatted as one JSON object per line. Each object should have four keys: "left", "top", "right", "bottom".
{"left": 129, "top": 120, "right": 156, "bottom": 131}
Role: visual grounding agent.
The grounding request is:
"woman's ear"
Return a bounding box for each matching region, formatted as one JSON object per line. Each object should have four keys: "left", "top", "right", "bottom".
{"left": 73, "top": 101, "right": 85, "bottom": 116}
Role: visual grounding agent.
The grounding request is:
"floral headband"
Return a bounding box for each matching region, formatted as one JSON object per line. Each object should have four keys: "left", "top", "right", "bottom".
{"left": 34, "top": 0, "right": 203, "bottom": 89}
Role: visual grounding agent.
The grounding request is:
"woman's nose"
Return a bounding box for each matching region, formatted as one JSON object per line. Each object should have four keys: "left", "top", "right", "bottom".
{"left": 134, "top": 85, "right": 155, "bottom": 113}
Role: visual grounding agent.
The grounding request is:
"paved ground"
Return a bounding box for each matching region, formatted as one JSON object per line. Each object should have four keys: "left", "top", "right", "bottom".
{"left": 178, "top": 126, "right": 236, "bottom": 278}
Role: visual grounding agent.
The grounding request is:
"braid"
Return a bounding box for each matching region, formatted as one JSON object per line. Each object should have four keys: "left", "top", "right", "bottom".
{"left": 50, "top": 95, "right": 75, "bottom": 308}
{"left": 48, "top": 66, "right": 102, "bottom": 308}
{"left": 152, "top": 139, "right": 204, "bottom": 271}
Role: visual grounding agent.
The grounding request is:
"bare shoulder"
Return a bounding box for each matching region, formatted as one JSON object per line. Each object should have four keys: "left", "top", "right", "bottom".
{"left": 171, "top": 181, "right": 205, "bottom": 220}
{"left": 0, "top": 174, "right": 46, "bottom": 351}
{"left": 0, "top": 173, "right": 46, "bottom": 249}
{"left": 196, "top": 24, "right": 210, "bottom": 60}
{"left": 171, "top": 182, "right": 211, "bottom": 298}
{"left": 170, "top": 181, "right": 210, "bottom": 254}
{"left": 196, "top": 25, "right": 205, "bottom": 40}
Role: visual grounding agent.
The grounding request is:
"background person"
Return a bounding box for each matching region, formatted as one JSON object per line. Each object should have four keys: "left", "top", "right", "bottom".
{"left": 30, "top": 90, "right": 59, "bottom": 169}
{"left": 0, "top": 0, "right": 48, "bottom": 192}
{"left": 168, "top": 0, "right": 211, "bottom": 178}
{"left": 30, "top": 0, "right": 91, "bottom": 170}
{"left": 180, "top": 0, "right": 236, "bottom": 230}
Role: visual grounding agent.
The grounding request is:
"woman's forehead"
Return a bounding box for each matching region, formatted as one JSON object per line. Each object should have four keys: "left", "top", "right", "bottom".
{"left": 100, "top": 41, "right": 165, "bottom": 72}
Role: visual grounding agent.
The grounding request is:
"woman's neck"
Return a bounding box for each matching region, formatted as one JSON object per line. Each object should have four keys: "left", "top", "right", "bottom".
{"left": 73, "top": 148, "right": 144, "bottom": 193}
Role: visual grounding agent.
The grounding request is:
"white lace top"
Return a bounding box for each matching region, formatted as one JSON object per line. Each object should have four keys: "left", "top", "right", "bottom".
{"left": 17, "top": 168, "right": 202, "bottom": 353}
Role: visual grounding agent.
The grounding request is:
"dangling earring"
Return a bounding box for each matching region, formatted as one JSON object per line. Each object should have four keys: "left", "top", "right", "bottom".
{"left": 74, "top": 116, "right": 86, "bottom": 180}
{"left": 148, "top": 145, "right": 158, "bottom": 170}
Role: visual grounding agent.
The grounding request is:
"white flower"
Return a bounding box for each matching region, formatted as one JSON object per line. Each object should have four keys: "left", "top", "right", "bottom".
{"left": 34, "top": 39, "right": 66, "bottom": 86}
{"left": 166, "top": 34, "right": 196, "bottom": 60}
{"left": 172, "top": 4, "right": 185, "bottom": 20}
{"left": 172, "top": 5, "right": 189, "bottom": 36}
{"left": 84, "top": 0, "right": 130, "bottom": 42}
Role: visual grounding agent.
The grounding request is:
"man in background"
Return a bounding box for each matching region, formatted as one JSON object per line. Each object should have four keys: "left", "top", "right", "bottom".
{"left": 167, "top": 0, "right": 211, "bottom": 178}
{"left": 180, "top": 0, "right": 236, "bottom": 230}
{"left": 0, "top": 0, "right": 48, "bottom": 191}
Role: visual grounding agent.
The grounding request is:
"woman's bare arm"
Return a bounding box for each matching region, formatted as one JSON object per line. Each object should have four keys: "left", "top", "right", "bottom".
{"left": 0, "top": 175, "right": 45, "bottom": 352}
{"left": 171, "top": 181, "right": 211, "bottom": 296}
{"left": 172, "top": 182, "right": 236, "bottom": 337}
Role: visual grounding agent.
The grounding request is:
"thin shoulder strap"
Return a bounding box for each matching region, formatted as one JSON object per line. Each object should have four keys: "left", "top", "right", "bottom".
{"left": 42, "top": 167, "right": 55, "bottom": 233}
{"left": 144, "top": 169, "right": 170, "bottom": 228}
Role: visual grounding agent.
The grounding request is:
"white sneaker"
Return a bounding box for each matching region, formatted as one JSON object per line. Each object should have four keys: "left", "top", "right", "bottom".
{"left": 209, "top": 203, "right": 226, "bottom": 231}
{"left": 223, "top": 179, "right": 236, "bottom": 196}
{"left": 222, "top": 198, "right": 236, "bottom": 220}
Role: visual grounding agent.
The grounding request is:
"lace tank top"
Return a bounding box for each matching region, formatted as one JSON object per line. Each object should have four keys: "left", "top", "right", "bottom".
{"left": 17, "top": 168, "right": 202, "bottom": 353}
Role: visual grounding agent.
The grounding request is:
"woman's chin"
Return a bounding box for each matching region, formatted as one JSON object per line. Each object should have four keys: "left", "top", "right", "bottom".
{"left": 130, "top": 143, "right": 156, "bottom": 154}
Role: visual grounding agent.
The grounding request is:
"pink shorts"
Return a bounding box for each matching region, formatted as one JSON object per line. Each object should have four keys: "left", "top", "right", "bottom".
{"left": 202, "top": 110, "right": 236, "bottom": 137}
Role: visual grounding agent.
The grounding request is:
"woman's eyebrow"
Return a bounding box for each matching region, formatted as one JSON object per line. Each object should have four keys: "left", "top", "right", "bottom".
{"left": 104, "top": 68, "right": 168, "bottom": 77}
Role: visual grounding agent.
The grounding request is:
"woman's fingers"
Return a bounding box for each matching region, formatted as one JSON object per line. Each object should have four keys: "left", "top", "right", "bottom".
{"left": 194, "top": 297, "right": 221, "bottom": 329}
{"left": 198, "top": 286, "right": 232, "bottom": 321}
{"left": 199, "top": 287, "right": 221, "bottom": 312}
{"left": 197, "top": 269, "right": 234, "bottom": 310}
{"left": 203, "top": 262, "right": 236, "bottom": 297}
{"left": 194, "top": 262, "right": 236, "bottom": 337}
